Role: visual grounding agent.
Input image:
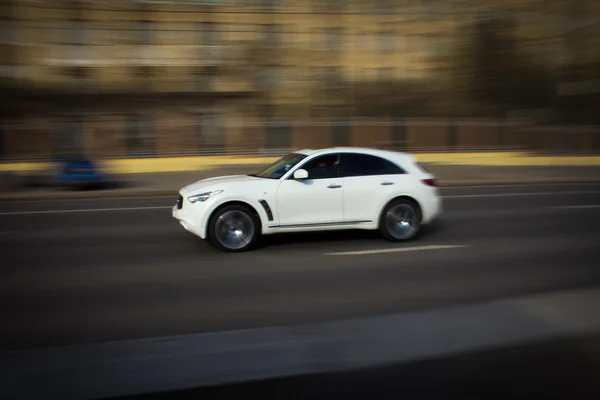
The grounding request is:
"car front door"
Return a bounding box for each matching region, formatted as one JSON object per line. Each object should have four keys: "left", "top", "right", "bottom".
{"left": 275, "top": 153, "right": 344, "bottom": 226}
{"left": 340, "top": 153, "right": 409, "bottom": 222}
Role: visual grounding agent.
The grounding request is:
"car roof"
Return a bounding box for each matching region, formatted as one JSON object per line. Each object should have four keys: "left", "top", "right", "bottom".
{"left": 296, "top": 149, "right": 319, "bottom": 155}
{"left": 296, "top": 147, "right": 414, "bottom": 162}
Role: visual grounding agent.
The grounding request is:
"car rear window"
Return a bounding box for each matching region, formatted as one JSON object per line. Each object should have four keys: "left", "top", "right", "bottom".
{"left": 341, "top": 153, "right": 406, "bottom": 177}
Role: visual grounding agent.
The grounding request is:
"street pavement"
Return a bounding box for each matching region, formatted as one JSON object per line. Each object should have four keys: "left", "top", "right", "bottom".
{"left": 1, "top": 183, "right": 599, "bottom": 350}
{"left": 1, "top": 183, "right": 600, "bottom": 398}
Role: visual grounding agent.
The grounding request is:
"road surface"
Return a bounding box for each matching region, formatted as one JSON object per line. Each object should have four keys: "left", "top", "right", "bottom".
{"left": 1, "top": 183, "right": 599, "bottom": 351}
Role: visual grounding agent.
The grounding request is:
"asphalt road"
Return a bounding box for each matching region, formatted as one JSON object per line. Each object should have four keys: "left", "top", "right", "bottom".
{"left": 1, "top": 183, "right": 600, "bottom": 351}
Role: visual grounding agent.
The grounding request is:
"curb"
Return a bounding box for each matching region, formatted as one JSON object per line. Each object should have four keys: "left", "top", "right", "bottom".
{"left": 2, "top": 179, "right": 600, "bottom": 201}
{"left": 3, "top": 153, "right": 600, "bottom": 174}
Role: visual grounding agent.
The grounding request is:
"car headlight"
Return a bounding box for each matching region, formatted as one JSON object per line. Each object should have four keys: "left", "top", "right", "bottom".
{"left": 188, "top": 190, "right": 223, "bottom": 204}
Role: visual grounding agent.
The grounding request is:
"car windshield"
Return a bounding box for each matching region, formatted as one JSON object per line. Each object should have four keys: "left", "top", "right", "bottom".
{"left": 252, "top": 153, "right": 307, "bottom": 179}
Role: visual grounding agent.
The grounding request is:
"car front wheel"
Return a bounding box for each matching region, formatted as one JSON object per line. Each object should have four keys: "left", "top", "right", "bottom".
{"left": 379, "top": 199, "right": 422, "bottom": 242}
{"left": 208, "top": 205, "right": 260, "bottom": 252}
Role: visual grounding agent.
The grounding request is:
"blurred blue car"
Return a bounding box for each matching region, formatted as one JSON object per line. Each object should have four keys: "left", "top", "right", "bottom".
{"left": 54, "top": 157, "right": 117, "bottom": 190}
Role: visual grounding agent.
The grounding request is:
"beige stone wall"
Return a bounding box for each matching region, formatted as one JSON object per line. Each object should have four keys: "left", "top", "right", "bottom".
{"left": 8, "top": 0, "right": 468, "bottom": 93}
{"left": 290, "top": 125, "right": 331, "bottom": 149}
{"left": 8, "top": 0, "right": 598, "bottom": 101}
{"left": 225, "top": 115, "right": 266, "bottom": 153}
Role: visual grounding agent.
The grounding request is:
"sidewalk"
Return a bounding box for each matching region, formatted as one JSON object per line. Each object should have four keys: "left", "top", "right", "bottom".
{"left": 2, "top": 152, "right": 600, "bottom": 175}
{"left": 2, "top": 163, "right": 600, "bottom": 201}
{"left": 119, "top": 332, "right": 600, "bottom": 400}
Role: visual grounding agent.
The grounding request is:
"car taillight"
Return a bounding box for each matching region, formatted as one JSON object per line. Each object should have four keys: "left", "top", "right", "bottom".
{"left": 421, "top": 178, "right": 437, "bottom": 187}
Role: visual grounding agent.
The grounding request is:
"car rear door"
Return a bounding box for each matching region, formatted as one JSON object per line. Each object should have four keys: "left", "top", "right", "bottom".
{"left": 340, "top": 153, "right": 409, "bottom": 222}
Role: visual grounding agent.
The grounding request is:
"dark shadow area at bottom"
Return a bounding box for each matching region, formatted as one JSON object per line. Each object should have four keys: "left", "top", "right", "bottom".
{"left": 115, "top": 333, "right": 600, "bottom": 400}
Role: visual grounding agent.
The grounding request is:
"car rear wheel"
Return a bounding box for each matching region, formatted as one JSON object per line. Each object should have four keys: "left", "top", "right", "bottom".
{"left": 208, "top": 204, "right": 260, "bottom": 252}
{"left": 379, "top": 199, "right": 421, "bottom": 242}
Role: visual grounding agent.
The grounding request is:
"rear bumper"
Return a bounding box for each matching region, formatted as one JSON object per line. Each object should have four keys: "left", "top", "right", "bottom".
{"left": 422, "top": 195, "right": 442, "bottom": 224}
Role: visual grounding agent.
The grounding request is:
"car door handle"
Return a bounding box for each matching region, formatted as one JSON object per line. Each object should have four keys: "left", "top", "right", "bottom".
{"left": 327, "top": 184, "right": 342, "bottom": 189}
{"left": 381, "top": 181, "right": 394, "bottom": 186}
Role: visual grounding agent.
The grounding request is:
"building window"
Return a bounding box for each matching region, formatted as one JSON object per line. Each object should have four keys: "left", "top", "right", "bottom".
{"left": 266, "top": 122, "right": 291, "bottom": 151}
{"left": 332, "top": 123, "right": 350, "bottom": 146}
{"left": 314, "top": 0, "right": 345, "bottom": 13}
{"left": 379, "top": 31, "right": 395, "bottom": 53}
{"left": 52, "top": 116, "right": 84, "bottom": 158}
{"left": 396, "top": 34, "right": 408, "bottom": 53}
{"left": 352, "top": 32, "right": 365, "bottom": 50}
{"left": 65, "top": 19, "right": 88, "bottom": 45}
{"left": 66, "top": 66, "right": 92, "bottom": 83}
{"left": 137, "top": 21, "right": 153, "bottom": 45}
{"left": 257, "top": 66, "right": 277, "bottom": 88}
{"left": 199, "top": 113, "right": 225, "bottom": 153}
{"left": 195, "top": 114, "right": 204, "bottom": 152}
{"left": 134, "top": 65, "right": 154, "bottom": 79}
{"left": 324, "top": 28, "right": 343, "bottom": 51}
{"left": 324, "top": 66, "right": 342, "bottom": 83}
{"left": 198, "top": 22, "right": 218, "bottom": 46}
{"left": 363, "top": 32, "right": 377, "bottom": 51}
{"left": 192, "top": 72, "right": 214, "bottom": 92}
{"left": 260, "top": 0, "right": 276, "bottom": 9}
{"left": 0, "top": 18, "right": 14, "bottom": 44}
{"left": 262, "top": 24, "right": 278, "bottom": 47}
{"left": 375, "top": 0, "right": 395, "bottom": 15}
{"left": 378, "top": 67, "right": 395, "bottom": 81}
{"left": 311, "top": 66, "right": 324, "bottom": 82}
{"left": 125, "top": 115, "right": 155, "bottom": 156}
{"left": 0, "top": 122, "right": 4, "bottom": 160}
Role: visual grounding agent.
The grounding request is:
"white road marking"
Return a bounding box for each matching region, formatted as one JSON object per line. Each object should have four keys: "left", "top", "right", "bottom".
{"left": 553, "top": 205, "right": 600, "bottom": 209}
{"left": 324, "top": 244, "right": 469, "bottom": 256}
{"left": 3, "top": 286, "right": 600, "bottom": 399}
{"left": 0, "top": 206, "right": 170, "bottom": 215}
{"left": 0, "top": 191, "right": 598, "bottom": 215}
{"left": 1, "top": 195, "right": 176, "bottom": 203}
{"left": 442, "top": 183, "right": 600, "bottom": 189}
{"left": 443, "top": 190, "right": 600, "bottom": 199}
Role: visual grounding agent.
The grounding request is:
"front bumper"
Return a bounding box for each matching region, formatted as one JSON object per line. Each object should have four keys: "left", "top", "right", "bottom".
{"left": 172, "top": 197, "right": 208, "bottom": 239}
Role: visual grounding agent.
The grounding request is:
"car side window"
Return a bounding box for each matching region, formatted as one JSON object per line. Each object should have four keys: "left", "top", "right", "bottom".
{"left": 298, "top": 154, "right": 340, "bottom": 179}
{"left": 340, "top": 153, "right": 406, "bottom": 177}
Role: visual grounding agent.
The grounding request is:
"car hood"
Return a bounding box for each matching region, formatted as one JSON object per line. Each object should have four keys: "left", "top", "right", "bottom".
{"left": 183, "top": 175, "right": 261, "bottom": 193}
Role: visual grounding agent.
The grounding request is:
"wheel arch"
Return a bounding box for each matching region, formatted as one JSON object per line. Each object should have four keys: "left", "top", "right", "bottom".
{"left": 204, "top": 200, "right": 265, "bottom": 239}
{"left": 377, "top": 195, "right": 423, "bottom": 227}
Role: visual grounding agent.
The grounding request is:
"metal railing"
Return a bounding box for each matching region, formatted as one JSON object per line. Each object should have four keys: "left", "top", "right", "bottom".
{"left": 1, "top": 120, "right": 599, "bottom": 161}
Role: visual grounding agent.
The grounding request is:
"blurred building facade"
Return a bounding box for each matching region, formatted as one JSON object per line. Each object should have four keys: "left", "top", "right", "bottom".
{"left": 1, "top": 0, "right": 599, "bottom": 159}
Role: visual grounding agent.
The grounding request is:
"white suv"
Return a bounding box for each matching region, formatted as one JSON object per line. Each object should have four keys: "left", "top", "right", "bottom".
{"left": 173, "top": 147, "right": 442, "bottom": 252}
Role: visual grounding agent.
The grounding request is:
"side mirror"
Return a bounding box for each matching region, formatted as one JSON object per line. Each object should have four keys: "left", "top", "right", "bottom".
{"left": 293, "top": 169, "right": 309, "bottom": 180}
